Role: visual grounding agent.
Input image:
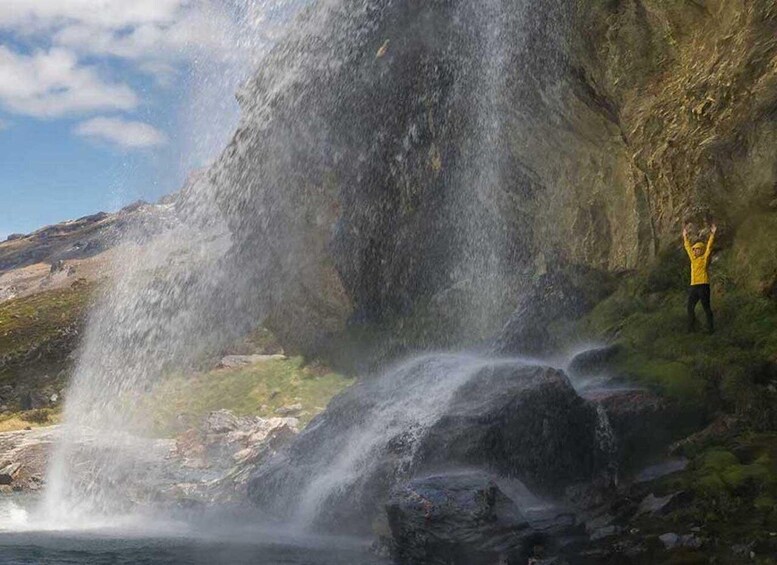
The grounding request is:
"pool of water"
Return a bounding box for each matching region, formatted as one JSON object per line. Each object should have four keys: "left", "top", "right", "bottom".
{"left": 0, "top": 497, "right": 388, "bottom": 565}
{"left": 0, "top": 532, "right": 387, "bottom": 565}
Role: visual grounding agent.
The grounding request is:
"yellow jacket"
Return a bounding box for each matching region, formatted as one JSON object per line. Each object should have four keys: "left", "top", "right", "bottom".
{"left": 684, "top": 233, "right": 715, "bottom": 286}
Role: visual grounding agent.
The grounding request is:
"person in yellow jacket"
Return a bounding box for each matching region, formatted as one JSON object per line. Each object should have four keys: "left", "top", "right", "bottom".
{"left": 683, "top": 223, "right": 717, "bottom": 333}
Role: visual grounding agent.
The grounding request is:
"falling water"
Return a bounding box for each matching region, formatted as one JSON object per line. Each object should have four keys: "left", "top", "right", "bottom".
{"left": 449, "top": 0, "right": 518, "bottom": 338}
{"left": 292, "top": 354, "right": 531, "bottom": 526}
{"left": 32, "top": 0, "right": 567, "bottom": 533}
{"left": 40, "top": 0, "right": 316, "bottom": 524}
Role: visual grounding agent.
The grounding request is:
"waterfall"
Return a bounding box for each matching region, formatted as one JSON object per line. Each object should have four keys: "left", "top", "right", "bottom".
{"left": 36, "top": 0, "right": 568, "bottom": 529}
{"left": 448, "top": 0, "right": 519, "bottom": 339}
{"left": 291, "top": 354, "right": 525, "bottom": 526}
{"left": 40, "top": 0, "right": 314, "bottom": 524}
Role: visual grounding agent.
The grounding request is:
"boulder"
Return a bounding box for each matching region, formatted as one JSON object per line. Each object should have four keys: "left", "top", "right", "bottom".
{"left": 248, "top": 357, "right": 606, "bottom": 533}
{"left": 494, "top": 271, "right": 595, "bottom": 356}
{"left": 204, "top": 410, "right": 241, "bottom": 434}
{"left": 386, "top": 473, "right": 539, "bottom": 565}
{"left": 567, "top": 345, "right": 622, "bottom": 377}
{"left": 414, "top": 366, "right": 605, "bottom": 495}
{"left": 586, "top": 389, "right": 676, "bottom": 470}
{"left": 635, "top": 492, "right": 689, "bottom": 518}
{"left": 275, "top": 403, "right": 302, "bottom": 416}
{"left": 172, "top": 410, "right": 299, "bottom": 499}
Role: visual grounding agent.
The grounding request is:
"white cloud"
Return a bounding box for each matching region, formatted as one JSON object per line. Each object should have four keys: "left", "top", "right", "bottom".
{"left": 75, "top": 116, "right": 167, "bottom": 149}
{"left": 0, "top": 0, "right": 286, "bottom": 147}
{"left": 2, "top": 0, "right": 237, "bottom": 66}
{"left": 0, "top": 0, "right": 184, "bottom": 30}
{"left": 0, "top": 47, "right": 137, "bottom": 118}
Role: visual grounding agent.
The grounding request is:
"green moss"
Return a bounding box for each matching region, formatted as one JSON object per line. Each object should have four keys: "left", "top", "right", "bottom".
{"left": 614, "top": 349, "right": 702, "bottom": 403}
{"left": 570, "top": 263, "right": 777, "bottom": 426}
{"left": 642, "top": 435, "right": 777, "bottom": 559}
{"left": 148, "top": 357, "right": 354, "bottom": 436}
{"left": 0, "top": 283, "right": 94, "bottom": 374}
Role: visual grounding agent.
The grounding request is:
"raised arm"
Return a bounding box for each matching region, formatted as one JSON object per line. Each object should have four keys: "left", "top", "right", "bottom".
{"left": 704, "top": 224, "right": 717, "bottom": 259}
{"left": 683, "top": 224, "right": 692, "bottom": 258}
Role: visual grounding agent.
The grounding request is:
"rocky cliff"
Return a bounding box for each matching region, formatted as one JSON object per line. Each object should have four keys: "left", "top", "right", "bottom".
{"left": 208, "top": 0, "right": 777, "bottom": 355}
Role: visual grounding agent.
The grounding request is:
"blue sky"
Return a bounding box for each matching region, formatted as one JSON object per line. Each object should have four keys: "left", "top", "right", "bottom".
{"left": 0, "top": 1, "right": 295, "bottom": 238}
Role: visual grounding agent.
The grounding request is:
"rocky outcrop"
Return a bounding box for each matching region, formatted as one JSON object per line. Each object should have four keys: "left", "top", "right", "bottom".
{"left": 170, "top": 410, "right": 299, "bottom": 503}
{"left": 386, "top": 473, "right": 539, "bottom": 565}
{"left": 0, "top": 426, "right": 59, "bottom": 493}
{"left": 586, "top": 389, "right": 678, "bottom": 472}
{"left": 202, "top": 0, "right": 777, "bottom": 356}
{"left": 247, "top": 358, "right": 608, "bottom": 533}
{"left": 413, "top": 365, "right": 606, "bottom": 496}
{"left": 216, "top": 354, "right": 287, "bottom": 369}
{"left": 0, "top": 199, "right": 176, "bottom": 279}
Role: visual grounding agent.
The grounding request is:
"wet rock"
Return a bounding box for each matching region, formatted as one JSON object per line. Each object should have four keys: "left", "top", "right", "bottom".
{"left": 584, "top": 513, "right": 614, "bottom": 534}
{"left": 568, "top": 345, "right": 621, "bottom": 377}
{"left": 171, "top": 410, "right": 299, "bottom": 501}
{"left": 589, "top": 525, "right": 620, "bottom": 541}
{"left": 249, "top": 360, "right": 604, "bottom": 533}
{"left": 386, "top": 473, "right": 539, "bottom": 565}
{"left": 659, "top": 532, "right": 702, "bottom": 550}
{"left": 634, "top": 458, "right": 688, "bottom": 483}
{"left": 587, "top": 389, "right": 676, "bottom": 470}
{"left": 275, "top": 403, "right": 303, "bottom": 416}
{"left": 0, "top": 426, "right": 59, "bottom": 492}
{"left": 415, "top": 366, "right": 603, "bottom": 495}
{"left": 659, "top": 533, "right": 680, "bottom": 550}
{"left": 635, "top": 492, "right": 689, "bottom": 517}
{"left": 217, "top": 354, "right": 287, "bottom": 369}
{"left": 494, "top": 272, "right": 593, "bottom": 356}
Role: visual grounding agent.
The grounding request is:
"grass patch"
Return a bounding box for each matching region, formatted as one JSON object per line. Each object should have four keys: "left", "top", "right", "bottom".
{"left": 148, "top": 357, "right": 354, "bottom": 436}
{"left": 0, "top": 409, "right": 60, "bottom": 432}
{"left": 0, "top": 283, "right": 93, "bottom": 358}
{"left": 662, "top": 435, "right": 777, "bottom": 544}
{"left": 570, "top": 261, "right": 777, "bottom": 419}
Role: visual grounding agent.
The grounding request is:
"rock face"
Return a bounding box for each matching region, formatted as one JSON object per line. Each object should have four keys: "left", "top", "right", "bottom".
{"left": 216, "top": 354, "right": 287, "bottom": 369}
{"left": 0, "top": 426, "right": 59, "bottom": 493}
{"left": 414, "top": 366, "right": 605, "bottom": 495}
{"left": 386, "top": 473, "right": 539, "bottom": 565}
{"left": 171, "top": 410, "right": 299, "bottom": 501}
{"left": 206, "top": 0, "right": 777, "bottom": 355}
{"left": 247, "top": 357, "right": 607, "bottom": 533}
{"left": 588, "top": 389, "right": 678, "bottom": 471}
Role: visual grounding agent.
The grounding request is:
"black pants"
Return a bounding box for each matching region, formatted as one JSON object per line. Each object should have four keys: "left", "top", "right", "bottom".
{"left": 687, "top": 284, "right": 714, "bottom": 332}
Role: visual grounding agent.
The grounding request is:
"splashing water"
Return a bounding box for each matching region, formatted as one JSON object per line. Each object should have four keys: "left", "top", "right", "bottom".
{"left": 26, "top": 0, "right": 576, "bottom": 535}
{"left": 292, "top": 354, "right": 526, "bottom": 526}
{"left": 39, "top": 0, "right": 315, "bottom": 526}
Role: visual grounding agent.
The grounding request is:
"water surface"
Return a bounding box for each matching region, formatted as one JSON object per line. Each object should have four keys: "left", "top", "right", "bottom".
{"left": 0, "top": 497, "right": 386, "bottom": 565}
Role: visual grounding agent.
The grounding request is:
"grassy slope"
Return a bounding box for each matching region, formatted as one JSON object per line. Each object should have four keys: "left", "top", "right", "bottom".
{"left": 0, "top": 282, "right": 93, "bottom": 374}
{"left": 0, "top": 282, "right": 94, "bottom": 431}
{"left": 148, "top": 357, "right": 354, "bottom": 436}
{"left": 559, "top": 230, "right": 777, "bottom": 559}
{"left": 0, "top": 279, "right": 353, "bottom": 435}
